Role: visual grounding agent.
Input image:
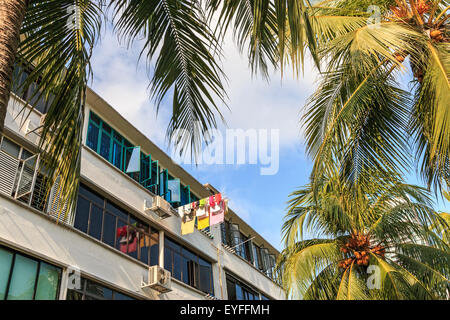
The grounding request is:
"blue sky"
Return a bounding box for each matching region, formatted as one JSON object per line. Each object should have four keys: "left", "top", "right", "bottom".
{"left": 89, "top": 29, "right": 449, "bottom": 251}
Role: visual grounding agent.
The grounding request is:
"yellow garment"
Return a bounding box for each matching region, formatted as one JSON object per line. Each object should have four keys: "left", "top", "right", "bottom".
{"left": 197, "top": 216, "right": 210, "bottom": 230}
{"left": 181, "top": 218, "right": 195, "bottom": 235}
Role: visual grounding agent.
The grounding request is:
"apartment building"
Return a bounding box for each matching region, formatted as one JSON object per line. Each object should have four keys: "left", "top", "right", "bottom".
{"left": 0, "top": 67, "right": 285, "bottom": 301}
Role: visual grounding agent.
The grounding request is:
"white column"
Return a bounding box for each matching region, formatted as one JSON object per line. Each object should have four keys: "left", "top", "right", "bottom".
{"left": 158, "top": 230, "right": 164, "bottom": 268}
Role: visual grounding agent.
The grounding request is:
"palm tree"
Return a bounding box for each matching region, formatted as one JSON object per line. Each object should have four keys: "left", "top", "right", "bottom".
{"left": 276, "top": 170, "right": 450, "bottom": 299}
{"left": 300, "top": 0, "right": 449, "bottom": 192}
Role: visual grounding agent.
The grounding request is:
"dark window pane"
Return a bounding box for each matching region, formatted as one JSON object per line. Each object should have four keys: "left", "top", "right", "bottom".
{"left": 182, "top": 256, "right": 190, "bottom": 285}
{"left": 235, "top": 284, "right": 244, "bottom": 300}
{"left": 106, "top": 201, "right": 129, "bottom": 221}
{"left": 7, "top": 255, "right": 38, "bottom": 300}
{"left": 86, "top": 280, "right": 113, "bottom": 300}
{"left": 88, "top": 204, "right": 103, "bottom": 240}
{"left": 114, "top": 292, "right": 134, "bottom": 300}
{"left": 79, "top": 185, "right": 104, "bottom": 207}
{"left": 90, "top": 112, "right": 101, "bottom": 125}
{"left": 112, "top": 140, "right": 123, "bottom": 169}
{"left": 173, "top": 252, "right": 182, "bottom": 281}
{"left": 150, "top": 242, "right": 159, "bottom": 266}
{"left": 87, "top": 123, "right": 99, "bottom": 151}
{"left": 0, "top": 248, "right": 13, "bottom": 300}
{"left": 74, "top": 197, "right": 90, "bottom": 233}
{"left": 164, "top": 248, "right": 172, "bottom": 276}
{"left": 226, "top": 279, "right": 236, "bottom": 300}
{"left": 102, "top": 122, "right": 112, "bottom": 135}
{"left": 35, "top": 262, "right": 61, "bottom": 300}
{"left": 99, "top": 133, "right": 111, "bottom": 161}
{"left": 102, "top": 212, "right": 116, "bottom": 247}
{"left": 199, "top": 264, "right": 212, "bottom": 294}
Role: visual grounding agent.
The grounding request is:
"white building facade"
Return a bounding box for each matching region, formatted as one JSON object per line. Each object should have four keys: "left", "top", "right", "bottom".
{"left": 0, "top": 75, "right": 285, "bottom": 301}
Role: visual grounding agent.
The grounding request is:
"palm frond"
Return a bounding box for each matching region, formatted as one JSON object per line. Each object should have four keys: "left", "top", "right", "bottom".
{"left": 111, "top": 0, "right": 227, "bottom": 159}
{"left": 17, "top": 0, "right": 103, "bottom": 219}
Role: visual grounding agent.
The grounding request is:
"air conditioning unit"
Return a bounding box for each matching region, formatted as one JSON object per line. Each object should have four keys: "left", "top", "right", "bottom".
{"left": 144, "top": 196, "right": 172, "bottom": 219}
{"left": 141, "top": 266, "right": 172, "bottom": 294}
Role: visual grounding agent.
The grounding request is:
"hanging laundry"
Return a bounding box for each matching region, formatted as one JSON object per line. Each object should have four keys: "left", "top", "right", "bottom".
{"left": 197, "top": 215, "right": 210, "bottom": 230}
{"left": 210, "top": 199, "right": 225, "bottom": 226}
{"left": 181, "top": 216, "right": 195, "bottom": 235}
{"left": 181, "top": 203, "right": 195, "bottom": 235}
{"left": 196, "top": 198, "right": 208, "bottom": 218}
{"left": 210, "top": 195, "right": 221, "bottom": 214}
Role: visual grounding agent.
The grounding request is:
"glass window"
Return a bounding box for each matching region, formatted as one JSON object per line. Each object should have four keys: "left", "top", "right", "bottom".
{"left": 102, "top": 212, "right": 117, "bottom": 247}
{"left": 226, "top": 273, "right": 263, "bottom": 301}
{"left": 86, "top": 123, "right": 99, "bottom": 151}
{"left": 106, "top": 201, "right": 129, "bottom": 221}
{"left": 173, "top": 252, "right": 182, "bottom": 280}
{"left": 90, "top": 112, "right": 101, "bottom": 125}
{"left": 88, "top": 203, "right": 103, "bottom": 241}
{"left": 226, "top": 278, "right": 236, "bottom": 300}
{"left": 35, "top": 262, "right": 61, "bottom": 300}
{"left": 199, "top": 258, "right": 212, "bottom": 294}
{"left": 0, "top": 247, "right": 61, "bottom": 300}
{"left": 99, "top": 132, "right": 111, "bottom": 161}
{"left": 0, "top": 248, "right": 13, "bottom": 300}
{"left": 75, "top": 184, "right": 159, "bottom": 266}
{"left": 74, "top": 196, "right": 90, "bottom": 233}
{"left": 165, "top": 237, "right": 213, "bottom": 295}
{"left": 112, "top": 140, "right": 123, "bottom": 169}
{"left": 7, "top": 255, "right": 38, "bottom": 300}
{"left": 1, "top": 137, "right": 21, "bottom": 158}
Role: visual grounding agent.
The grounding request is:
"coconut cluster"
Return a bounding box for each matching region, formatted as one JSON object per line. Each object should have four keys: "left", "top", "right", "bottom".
{"left": 338, "top": 233, "right": 386, "bottom": 269}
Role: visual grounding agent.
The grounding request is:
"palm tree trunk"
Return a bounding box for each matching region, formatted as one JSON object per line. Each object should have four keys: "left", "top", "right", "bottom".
{"left": 0, "top": 0, "right": 28, "bottom": 134}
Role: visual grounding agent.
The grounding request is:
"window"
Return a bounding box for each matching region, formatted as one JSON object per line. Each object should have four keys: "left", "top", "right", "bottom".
{"left": 164, "top": 237, "right": 213, "bottom": 295}
{"left": 66, "top": 277, "right": 136, "bottom": 300}
{"left": 0, "top": 246, "right": 61, "bottom": 300}
{"left": 11, "top": 63, "right": 53, "bottom": 114}
{"left": 225, "top": 273, "right": 265, "bottom": 300}
{"left": 220, "top": 218, "right": 278, "bottom": 281}
{"left": 74, "top": 184, "right": 159, "bottom": 266}
{"left": 85, "top": 111, "right": 197, "bottom": 208}
{"left": 0, "top": 136, "right": 48, "bottom": 212}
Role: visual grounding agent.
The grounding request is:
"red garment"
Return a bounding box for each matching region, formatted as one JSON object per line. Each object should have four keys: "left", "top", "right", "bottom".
{"left": 215, "top": 193, "right": 222, "bottom": 203}
{"left": 209, "top": 196, "right": 215, "bottom": 207}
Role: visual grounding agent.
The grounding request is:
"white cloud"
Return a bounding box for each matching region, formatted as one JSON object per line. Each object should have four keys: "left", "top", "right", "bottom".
{"left": 218, "top": 37, "right": 318, "bottom": 148}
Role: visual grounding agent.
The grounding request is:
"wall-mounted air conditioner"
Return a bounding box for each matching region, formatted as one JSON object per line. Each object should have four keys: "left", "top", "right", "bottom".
{"left": 144, "top": 196, "right": 172, "bottom": 219}
{"left": 141, "top": 265, "right": 172, "bottom": 294}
